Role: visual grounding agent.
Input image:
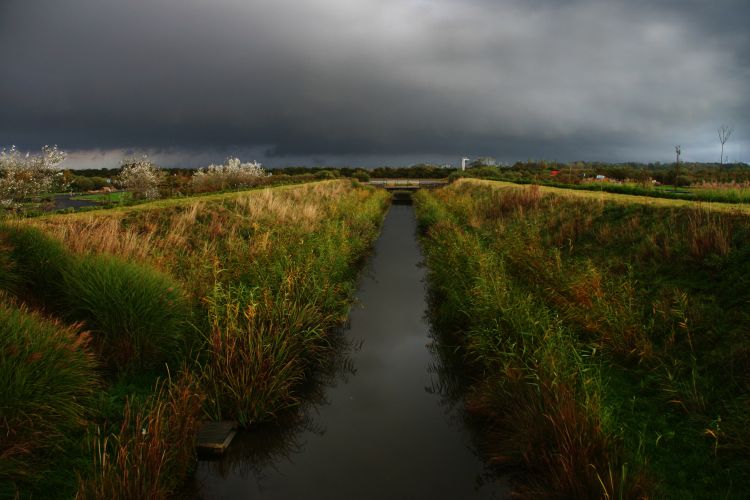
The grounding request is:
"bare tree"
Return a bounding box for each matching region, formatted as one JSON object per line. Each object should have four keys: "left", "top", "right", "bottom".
{"left": 674, "top": 145, "right": 681, "bottom": 191}
{"left": 718, "top": 125, "right": 733, "bottom": 165}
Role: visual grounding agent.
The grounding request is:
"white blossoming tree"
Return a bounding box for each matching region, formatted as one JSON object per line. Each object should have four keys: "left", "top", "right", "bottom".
{"left": 118, "top": 157, "right": 162, "bottom": 200}
{"left": 191, "top": 158, "right": 269, "bottom": 193}
{"left": 0, "top": 145, "right": 68, "bottom": 208}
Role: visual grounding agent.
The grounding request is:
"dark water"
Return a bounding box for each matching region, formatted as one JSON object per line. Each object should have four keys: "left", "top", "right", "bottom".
{"left": 51, "top": 194, "right": 100, "bottom": 210}
{"left": 194, "top": 203, "right": 509, "bottom": 499}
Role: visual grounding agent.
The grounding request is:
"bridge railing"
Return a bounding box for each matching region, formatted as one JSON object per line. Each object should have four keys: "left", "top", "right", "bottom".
{"left": 367, "top": 179, "right": 448, "bottom": 189}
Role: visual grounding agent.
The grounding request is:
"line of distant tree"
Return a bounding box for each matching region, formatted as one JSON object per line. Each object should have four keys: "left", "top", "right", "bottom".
{"left": 66, "top": 164, "right": 458, "bottom": 186}
{"left": 65, "top": 160, "right": 750, "bottom": 189}
{"left": 271, "top": 165, "right": 455, "bottom": 179}
{"left": 467, "top": 160, "right": 750, "bottom": 186}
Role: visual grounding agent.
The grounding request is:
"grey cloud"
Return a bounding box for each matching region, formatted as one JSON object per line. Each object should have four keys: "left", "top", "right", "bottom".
{"left": 1, "top": 0, "right": 748, "bottom": 166}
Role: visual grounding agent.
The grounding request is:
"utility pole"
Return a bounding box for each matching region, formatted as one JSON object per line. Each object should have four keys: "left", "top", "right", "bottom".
{"left": 674, "top": 145, "right": 681, "bottom": 192}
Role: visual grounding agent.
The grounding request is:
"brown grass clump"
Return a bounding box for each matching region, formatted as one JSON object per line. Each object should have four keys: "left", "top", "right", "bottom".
{"left": 556, "top": 265, "right": 654, "bottom": 361}
{"left": 76, "top": 371, "right": 205, "bottom": 500}
{"left": 685, "top": 209, "right": 732, "bottom": 259}
{"left": 33, "top": 215, "right": 153, "bottom": 262}
{"left": 467, "top": 374, "right": 650, "bottom": 500}
{"left": 481, "top": 184, "right": 544, "bottom": 221}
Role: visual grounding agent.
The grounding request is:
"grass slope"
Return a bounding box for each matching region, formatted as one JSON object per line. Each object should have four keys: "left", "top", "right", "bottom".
{"left": 0, "top": 180, "right": 389, "bottom": 498}
{"left": 471, "top": 179, "right": 750, "bottom": 214}
{"left": 415, "top": 179, "right": 750, "bottom": 499}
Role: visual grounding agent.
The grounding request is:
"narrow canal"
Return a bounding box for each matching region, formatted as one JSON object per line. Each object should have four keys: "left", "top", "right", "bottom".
{"left": 195, "top": 201, "right": 508, "bottom": 499}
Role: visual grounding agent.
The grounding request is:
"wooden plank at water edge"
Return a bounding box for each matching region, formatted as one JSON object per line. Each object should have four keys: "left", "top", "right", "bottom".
{"left": 196, "top": 421, "right": 238, "bottom": 455}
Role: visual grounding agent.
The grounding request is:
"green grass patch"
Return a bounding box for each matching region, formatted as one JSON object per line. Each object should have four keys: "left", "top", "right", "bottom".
{"left": 0, "top": 224, "right": 73, "bottom": 305}
{"left": 70, "top": 191, "right": 130, "bottom": 203}
{"left": 0, "top": 301, "right": 99, "bottom": 498}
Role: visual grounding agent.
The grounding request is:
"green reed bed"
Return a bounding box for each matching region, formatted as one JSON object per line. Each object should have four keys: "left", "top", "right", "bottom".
{"left": 689, "top": 184, "right": 750, "bottom": 204}
{"left": 414, "top": 178, "right": 750, "bottom": 499}
{"left": 0, "top": 180, "right": 389, "bottom": 498}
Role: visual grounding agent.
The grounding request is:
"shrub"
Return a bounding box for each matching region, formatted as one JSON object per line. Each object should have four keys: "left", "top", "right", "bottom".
{"left": 191, "top": 157, "right": 269, "bottom": 193}
{"left": 315, "top": 170, "right": 338, "bottom": 180}
{"left": 62, "top": 255, "right": 191, "bottom": 372}
{"left": 118, "top": 158, "right": 161, "bottom": 200}
{"left": 447, "top": 171, "right": 469, "bottom": 182}
{"left": 352, "top": 170, "right": 370, "bottom": 182}
{"left": 0, "top": 302, "right": 98, "bottom": 496}
{"left": 0, "top": 145, "right": 68, "bottom": 208}
{"left": 72, "top": 176, "right": 95, "bottom": 192}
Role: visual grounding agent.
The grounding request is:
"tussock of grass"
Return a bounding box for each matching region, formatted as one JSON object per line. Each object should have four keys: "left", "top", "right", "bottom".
{"left": 200, "top": 283, "right": 309, "bottom": 425}
{"left": 0, "top": 224, "right": 73, "bottom": 304}
{"left": 63, "top": 254, "right": 192, "bottom": 372}
{"left": 0, "top": 300, "right": 99, "bottom": 498}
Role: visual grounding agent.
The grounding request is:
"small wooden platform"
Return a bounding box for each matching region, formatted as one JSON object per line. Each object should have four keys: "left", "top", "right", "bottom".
{"left": 196, "top": 421, "right": 238, "bottom": 455}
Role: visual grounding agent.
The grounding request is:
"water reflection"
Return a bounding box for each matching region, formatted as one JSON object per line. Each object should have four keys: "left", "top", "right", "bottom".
{"left": 424, "top": 328, "right": 512, "bottom": 492}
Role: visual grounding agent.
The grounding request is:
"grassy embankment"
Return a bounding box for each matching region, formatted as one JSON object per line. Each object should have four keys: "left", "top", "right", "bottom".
{"left": 414, "top": 178, "right": 750, "bottom": 499}
{"left": 0, "top": 180, "right": 389, "bottom": 498}
{"left": 508, "top": 178, "right": 750, "bottom": 205}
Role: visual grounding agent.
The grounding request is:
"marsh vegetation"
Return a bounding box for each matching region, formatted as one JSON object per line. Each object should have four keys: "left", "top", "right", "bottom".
{"left": 4, "top": 172, "right": 750, "bottom": 499}
{"left": 414, "top": 179, "right": 750, "bottom": 498}
{"left": 1, "top": 180, "right": 388, "bottom": 498}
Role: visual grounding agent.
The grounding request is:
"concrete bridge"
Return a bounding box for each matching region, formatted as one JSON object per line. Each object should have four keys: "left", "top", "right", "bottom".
{"left": 367, "top": 179, "right": 448, "bottom": 190}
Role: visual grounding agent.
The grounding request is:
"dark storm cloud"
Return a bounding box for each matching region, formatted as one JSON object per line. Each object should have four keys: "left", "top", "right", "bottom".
{"left": 1, "top": 0, "right": 748, "bottom": 166}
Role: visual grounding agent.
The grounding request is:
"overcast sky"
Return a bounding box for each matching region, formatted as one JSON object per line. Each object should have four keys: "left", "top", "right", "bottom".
{"left": 1, "top": 0, "right": 748, "bottom": 168}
